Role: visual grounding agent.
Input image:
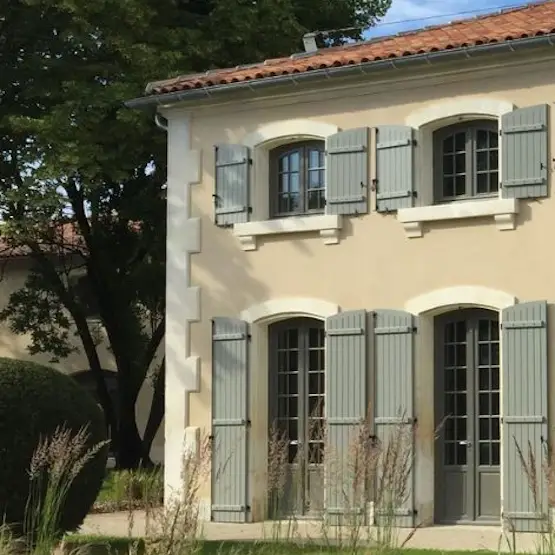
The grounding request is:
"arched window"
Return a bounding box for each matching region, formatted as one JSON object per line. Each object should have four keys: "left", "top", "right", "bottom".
{"left": 270, "top": 140, "right": 325, "bottom": 217}
{"left": 434, "top": 120, "right": 499, "bottom": 202}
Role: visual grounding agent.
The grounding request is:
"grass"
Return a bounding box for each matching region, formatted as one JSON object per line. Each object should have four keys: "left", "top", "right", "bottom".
{"left": 61, "top": 536, "right": 501, "bottom": 555}
{"left": 93, "top": 468, "right": 164, "bottom": 513}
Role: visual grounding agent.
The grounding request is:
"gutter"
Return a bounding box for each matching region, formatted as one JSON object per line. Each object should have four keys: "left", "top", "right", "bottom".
{"left": 125, "top": 33, "right": 555, "bottom": 110}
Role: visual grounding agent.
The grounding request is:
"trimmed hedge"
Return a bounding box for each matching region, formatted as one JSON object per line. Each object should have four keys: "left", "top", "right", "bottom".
{"left": 0, "top": 357, "right": 109, "bottom": 532}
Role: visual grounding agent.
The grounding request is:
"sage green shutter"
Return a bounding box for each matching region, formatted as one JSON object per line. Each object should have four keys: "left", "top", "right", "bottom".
{"left": 214, "top": 145, "right": 251, "bottom": 226}
{"left": 326, "top": 310, "right": 368, "bottom": 525}
{"left": 326, "top": 128, "right": 369, "bottom": 215}
{"left": 501, "top": 104, "right": 548, "bottom": 199}
{"left": 211, "top": 317, "right": 250, "bottom": 522}
{"left": 501, "top": 301, "right": 548, "bottom": 532}
{"left": 375, "top": 126, "right": 416, "bottom": 212}
{"left": 372, "top": 309, "right": 416, "bottom": 527}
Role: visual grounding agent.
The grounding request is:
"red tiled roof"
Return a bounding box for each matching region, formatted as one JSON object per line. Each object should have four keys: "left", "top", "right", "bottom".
{"left": 146, "top": 0, "right": 555, "bottom": 96}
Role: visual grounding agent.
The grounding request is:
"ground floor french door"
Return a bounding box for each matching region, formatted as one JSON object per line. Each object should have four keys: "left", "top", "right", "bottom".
{"left": 435, "top": 309, "right": 501, "bottom": 523}
{"left": 269, "top": 318, "right": 325, "bottom": 517}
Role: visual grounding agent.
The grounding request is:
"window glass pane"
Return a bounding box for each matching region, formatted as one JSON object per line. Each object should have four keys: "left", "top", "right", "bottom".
{"left": 455, "top": 175, "right": 465, "bottom": 196}
{"left": 279, "top": 155, "right": 289, "bottom": 173}
{"left": 477, "top": 129, "right": 489, "bottom": 150}
{"left": 443, "top": 135, "right": 454, "bottom": 154}
{"left": 457, "top": 417, "right": 467, "bottom": 440}
{"left": 289, "top": 173, "right": 300, "bottom": 194}
{"left": 480, "top": 443, "right": 490, "bottom": 465}
{"left": 455, "top": 368, "right": 466, "bottom": 391}
{"left": 279, "top": 173, "right": 289, "bottom": 193}
{"left": 454, "top": 132, "right": 466, "bottom": 152}
{"left": 290, "top": 151, "right": 300, "bottom": 172}
{"left": 308, "top": 170, "right": 321, "bottom": 188}
{"left": 457, "top": 443, "right": 467, "bottom": 465}
{"left": 477, "top": 151, "right": 488, "bottom": 172}
{"left": 307, "top": 190, "right": 324, "bottom": 211}
{"left": 443, "top": 155, "right": 454, "bottom": 175}
{"left": 455, "top": 153, "right": 465, "bottom": 174}
{"left": 477, "top": 173, "right": 488, "bottom": 194}
{"left": 489, "top": 149, "right": 498, "bottom": 170}
{"left": 443, "top": 177, "right": 454, "bottom": 198}
{"left": 480, "top": 418, "right": 490, "bottom": 440}
{"left": 489, "top": 172, "right": 499, "bottom": 192}
{"left": 492, "top": 442, "right": 500, "bottom": 465}
{"left": 308, "top": 149, "right": 322, "bottom": 169}
{"left": 490, "top": 131, "right": 498, "bottom": 148}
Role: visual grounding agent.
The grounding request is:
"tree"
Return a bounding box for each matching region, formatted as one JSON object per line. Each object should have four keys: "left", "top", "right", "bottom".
{"left": 0, "top": 0, "right": 391, "bottom": 469}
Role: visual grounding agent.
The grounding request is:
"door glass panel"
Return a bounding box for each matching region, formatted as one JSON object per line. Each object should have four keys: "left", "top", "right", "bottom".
{"left": 477, "top": 317, "right": 500, "bottom": 467}
{"left": 443, "top": 320, "right": 467, "bottom": 466}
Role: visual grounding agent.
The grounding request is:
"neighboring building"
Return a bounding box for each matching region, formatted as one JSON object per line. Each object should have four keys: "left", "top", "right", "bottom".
{"left": 128, "top": 0, "right": 555, "bottom": 531}
{"left": 0, "top": 254, "right": 164, "bottom": 463}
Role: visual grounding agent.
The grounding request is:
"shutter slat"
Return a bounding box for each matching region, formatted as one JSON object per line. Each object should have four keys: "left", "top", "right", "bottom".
{"left": 214, "top": 145, "right": 251, "bottom": 226}
{"left": 501, "top": 105, "right": 548, "bottom": 199}
{"left": 211, "top": 317, "right": 250, "bottom": 523}
{"left": 375, "top": 126, "right": 415, "bottom": 212}
{"left": 373, "top": 309, "right": 416, "bottom": 528}
{"left": 326, "top": 128, "right": 369, "bottom": 215}
{"left": 501, "top": 301, "right": 548, "bottom": 532}
{"left": 325, "top": 310, "right": 368, "bottom": 525}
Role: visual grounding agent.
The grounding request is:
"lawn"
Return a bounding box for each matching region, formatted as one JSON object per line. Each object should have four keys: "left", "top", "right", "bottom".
{"left": 62, "top": 537, "right": 500, "bottom": 555}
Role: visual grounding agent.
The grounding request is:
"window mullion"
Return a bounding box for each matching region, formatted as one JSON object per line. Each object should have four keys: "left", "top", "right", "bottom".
{"left": 467, "top": 129, "right": 475, "bottom": 197}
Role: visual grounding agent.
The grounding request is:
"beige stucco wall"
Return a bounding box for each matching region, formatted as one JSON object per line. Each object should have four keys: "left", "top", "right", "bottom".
{"left": 170, "top": 50, "right": 555, "bottom": 519}
{"left": 0, "top": 257, "right": 164, "bottom": 463}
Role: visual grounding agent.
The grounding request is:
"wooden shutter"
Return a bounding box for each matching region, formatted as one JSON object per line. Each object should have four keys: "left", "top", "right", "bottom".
{"left": 375, "top": 126, "right": 416, "bottom": 212}
{"left": 214, "top": 145, "right": 251, "bottom": 226}
{"left": 372, "top": 309, "right": 416, "bottom": 527}
{"left": 501, "top": 301, "right": 548, "bottom": 532}
{"left": 211, "top": 317, "right": 250, "bottom": 522}
{"left": 325, "top": 310, "right": 368, "bottom": 525}
{"left": 501, "top": 104, "right": 548, "bottom": 199}
{"left": 326, "top": 128, "right": 369, "bottom": 215}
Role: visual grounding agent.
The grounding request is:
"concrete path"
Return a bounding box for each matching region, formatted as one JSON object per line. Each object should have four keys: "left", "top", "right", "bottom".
{"left": 81, "top": 511, "right": 544, "bottom": 553}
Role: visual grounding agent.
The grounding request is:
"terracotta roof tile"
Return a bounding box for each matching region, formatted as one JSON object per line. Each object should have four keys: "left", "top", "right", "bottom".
{"left": 146, "top": 0, "right": 555, "bottom": 96}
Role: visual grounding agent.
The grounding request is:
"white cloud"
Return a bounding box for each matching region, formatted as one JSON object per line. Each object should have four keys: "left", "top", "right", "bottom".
{"left": 365, "top": 0, "right": 531, "bottom": 38}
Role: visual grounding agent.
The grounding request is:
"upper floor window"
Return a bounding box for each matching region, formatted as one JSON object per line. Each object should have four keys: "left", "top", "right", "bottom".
{"left": 434, "top": 120, "right": 499, "bottom": 203}
{"left": 270, "top": 140, "right": 325, "bottom": 217}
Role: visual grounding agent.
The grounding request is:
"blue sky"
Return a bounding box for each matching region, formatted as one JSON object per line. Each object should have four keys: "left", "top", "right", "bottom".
{"left": 364, "top": 0, "right": 538, "bottom": 39}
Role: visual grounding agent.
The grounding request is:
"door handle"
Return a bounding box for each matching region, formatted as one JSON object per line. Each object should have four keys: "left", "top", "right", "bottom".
{"left": 458, "top": 440, "right": 472, "bottom": 447}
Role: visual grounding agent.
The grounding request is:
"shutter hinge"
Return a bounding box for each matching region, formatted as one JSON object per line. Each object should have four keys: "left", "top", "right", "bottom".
{"left": 247, "top": 206, "right": 253, "bottom": 213}
{"left": 208, "top": 434, "right": 214, "bottom": 441}
{"left": 412, "top": 139, "right": 418, "bottom": 147}
{"left": 212, "top": 193, "right": 222, "bottom": 207}
{"left": 371, "top": 178, "right": 377, "bottom": 192}
{"left": 248, "top": 158, "right": 253, "bottom": 165}
{"left": 247, "top": 333, "right": 252, "bottom": 341}
{"left": 499, "top": 129, "right": 503, "bottom": 136}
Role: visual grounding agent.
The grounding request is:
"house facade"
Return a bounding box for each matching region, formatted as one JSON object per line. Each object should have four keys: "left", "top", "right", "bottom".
{"left": 128, "top": 1, "right": 555, "bottom": 531}
{"left": 0, "top": 255, "right": 164, "bottom": 462}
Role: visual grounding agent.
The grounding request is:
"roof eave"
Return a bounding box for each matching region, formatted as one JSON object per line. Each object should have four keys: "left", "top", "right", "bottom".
{"left": 124, "top": 33, "right": 555, "bottom": 110}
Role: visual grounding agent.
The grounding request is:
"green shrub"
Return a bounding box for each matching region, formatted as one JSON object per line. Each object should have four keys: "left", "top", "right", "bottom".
{"left": 0, "top": 358, "right": 108, "bottom": 533}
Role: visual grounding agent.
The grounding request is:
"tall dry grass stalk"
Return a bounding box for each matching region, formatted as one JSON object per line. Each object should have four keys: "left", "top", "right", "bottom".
{"left": 140, "top": 433, "right": 212, "bottom": 555}
{"left": 24, "top": 425, "right": 108, "bottom": 555}
{"left": 502, "top": 436, "right": 555, "bottom": 555}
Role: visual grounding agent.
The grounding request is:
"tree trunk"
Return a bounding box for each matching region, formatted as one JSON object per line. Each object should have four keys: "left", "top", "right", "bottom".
{"left": 141, "top": 358, "right": 165, "bottom": 465}
{"left": 117, "top": 398, "right": 146, "bottom": 469}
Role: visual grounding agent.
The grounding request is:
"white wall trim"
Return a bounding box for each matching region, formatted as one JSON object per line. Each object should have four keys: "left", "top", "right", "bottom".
{"left": 405, "top": 97, "right": 514, "bottom": 129}
{"left": 405, "top": 286, "right": 516, "bottom": 315}
{"left": 241, "top": 297, "right": 339, "bottom": 324}
{"left": 243, "top": 119, "right": 339, "bottom": 149}
{"left": 164, "top": 111, "right": 202, "bottom": 505}
{"left": 233, "top": 214, "right": 342, "bottom": 250}
{"left": 397, "top": 198, "right": 519, "bottom": 238}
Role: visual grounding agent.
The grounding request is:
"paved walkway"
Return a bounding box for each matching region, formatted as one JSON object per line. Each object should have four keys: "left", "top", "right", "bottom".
{"left": 81, "top": 511, "right": 545, "bottom": 552}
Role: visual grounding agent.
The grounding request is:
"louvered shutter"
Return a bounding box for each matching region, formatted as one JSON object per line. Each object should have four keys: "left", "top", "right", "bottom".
{"left": 501, "top": 301, "right": 548, "bottom": 532}
{"left": 501, "top": 105, "right": 548, "bottom": 199}
{"left": 372, "top": 310, "right": 416, "bottom": 528}
{"left": 211, "top": 317, "right": 250, "bottom": 522}
{"left": 375, "top": 126, "right": 416, "bottom": 212}
{"left": 326, "top": 128, "right": 369, "bottom": 215}
{"left": 214, "top": 145, "right": 251, "bottom": 226}
{"left": 325, "top": 310, "right": 368, "bottom": 525}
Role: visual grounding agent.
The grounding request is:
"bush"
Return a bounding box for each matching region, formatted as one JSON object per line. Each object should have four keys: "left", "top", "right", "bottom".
{"left": 0, "top": 358, "right": 109, "bottom": 532}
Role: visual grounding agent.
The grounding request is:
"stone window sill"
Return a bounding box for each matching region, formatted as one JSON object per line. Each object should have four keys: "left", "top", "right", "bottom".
{"left": 233, "top": 214, "right": 342, "bottom": 251}
{"left": 397, "top": 198, "right": 519, "bottom": 238}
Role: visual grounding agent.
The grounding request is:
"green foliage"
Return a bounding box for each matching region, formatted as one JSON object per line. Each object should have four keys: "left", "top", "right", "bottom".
{"left": 0, "top": 0, "right": 392, "bottom": 468}
{"left": 0, "top": 358, "right": 108, "bottom": 533}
